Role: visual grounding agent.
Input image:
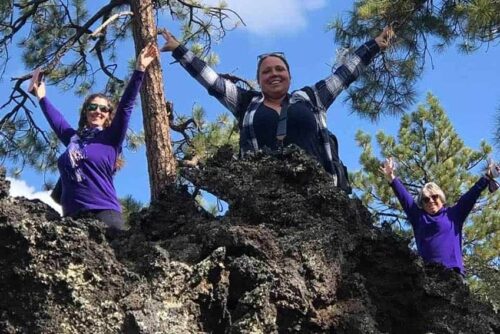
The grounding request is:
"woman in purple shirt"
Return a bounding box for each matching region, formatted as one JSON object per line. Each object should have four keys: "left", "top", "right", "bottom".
{"left": 380, "top": 157, "right": 498, "bottom": 275}
{"left": 29, "top": 44, "right": 158, "bottom": 230}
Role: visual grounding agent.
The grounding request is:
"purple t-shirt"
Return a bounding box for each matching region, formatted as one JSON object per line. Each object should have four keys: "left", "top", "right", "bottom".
{"left": 39, "top": 70, "right": 145, "bottom": 216}
{"left": 390, "top": 177, "right": 488, "bottom": 274}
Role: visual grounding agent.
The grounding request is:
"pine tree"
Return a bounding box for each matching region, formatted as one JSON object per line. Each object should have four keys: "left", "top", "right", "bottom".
{"left": 352, "top": 92, "right": 500, "bottom": 307}
{"left": 119, "top": 194, "right": 143, "bottom": 227}
{"left": 173, "top": 106, "right": 239, "bottom": 168}
{"left": 0, "top": 0, "right": 243, "bottom": 200}
{"left": 329, "top": 0, "right": 500, "bottom": 119}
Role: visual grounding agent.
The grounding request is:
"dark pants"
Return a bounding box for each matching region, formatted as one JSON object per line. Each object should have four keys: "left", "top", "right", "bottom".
{"left": 451, "top": 267, "right": 466, "bottom": 284}
{"left": 69, "top": 209, "right": 125, "bottom": 231}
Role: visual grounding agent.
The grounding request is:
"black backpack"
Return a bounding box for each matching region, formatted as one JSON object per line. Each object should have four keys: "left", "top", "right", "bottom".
{"left": 325, "top": 129, "right": 352, "bottom": 194}
{"left": 301, "top": 87, "right": 352, "bottom": 194}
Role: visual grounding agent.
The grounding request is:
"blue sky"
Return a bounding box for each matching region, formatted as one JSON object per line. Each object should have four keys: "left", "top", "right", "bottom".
{"left": 2, "top": 0, "right": 499, "bottom": 211}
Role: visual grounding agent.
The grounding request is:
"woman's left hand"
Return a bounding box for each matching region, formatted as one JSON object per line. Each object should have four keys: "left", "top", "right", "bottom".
{"left": 375, "top": 26, "right": 395, "bottom": 51}
{"left": 379, "top": 157, "right": 396, "bottom": 182}
{"left": 136, "top": 43, "right": 159, "bottom": 71}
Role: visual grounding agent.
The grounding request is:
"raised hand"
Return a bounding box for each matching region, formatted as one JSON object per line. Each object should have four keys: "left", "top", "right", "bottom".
{"left": 28, "top": 67, "right": 46, "bottom": 100}
{"left": 158, "top": 29, "right": 180, "bottom": 52}
{"left": 375, "top": 26, "right": 395, "bottom": 51}
{"left": 379, "top": 157, "right": 396, "bottom": 182}
{"left": 136, "top": 43, "right": 159, "bottom": 71}
{"left": 486, "top": 161, "right": 500, "bottom": 179}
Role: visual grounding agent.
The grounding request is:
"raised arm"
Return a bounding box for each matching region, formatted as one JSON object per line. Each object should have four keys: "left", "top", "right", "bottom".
{"left": 308, "top": 26, "right": 394, "bottom": 111}
{"left": 30, "top": 71, "right": 75, "bottom": 146}
{"left": 107, "top": 43, "right": 158, "bottom": 146}
{"left": 159, "top": 29, "right": 252, "bottom": 118}
{"left": 380, "top": 157, "right": 419, "bottom": 217}
{"left": 451, "top": 166, "right": 493, "bottom": 221}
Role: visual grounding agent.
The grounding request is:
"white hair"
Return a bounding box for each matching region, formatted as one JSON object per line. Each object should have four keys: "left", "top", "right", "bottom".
{"left": 417, "top": 182, "right": 446, "bottom": 208}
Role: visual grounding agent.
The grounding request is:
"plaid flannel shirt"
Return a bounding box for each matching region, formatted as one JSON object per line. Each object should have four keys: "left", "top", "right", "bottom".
{"left": 172, "top": 41, "right": 380, "bottom": 184}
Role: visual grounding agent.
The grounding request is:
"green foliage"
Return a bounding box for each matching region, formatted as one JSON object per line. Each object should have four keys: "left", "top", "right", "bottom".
{"left": 172, "top": 104, "right": 239, "bottom": 166}
{"left": 0, "top": 0, "right": 243, "bottom": 181}
{"left": 0, "top": 110, "right": 61, "bottom": 178}
{"left": 353, "top": 92, "right": 499, "bottom": 307}
{"left": 119, "top": 194, "right": 144, "bottom": 227}
{"left": 125, "top": 130, "right": 145, "bottom": 151}
{"left": 329, "top": 0, "right": 500, "bottom": 119}
{"left": 0, "top": 0, "right": 12, "bottom": 23}
{"left": 170, "top": 103, "right": 238, "bottom": 214}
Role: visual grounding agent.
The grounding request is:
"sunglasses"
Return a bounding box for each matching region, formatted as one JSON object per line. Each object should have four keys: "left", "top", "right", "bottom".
{"left": 86, "top": 103, "right": 111, "bottom": 113}
{"left": 422, "top": 194, "right": 440, "bottom": 204}
{"left": 257, "top": 52, "right": 286, "bottom": 61}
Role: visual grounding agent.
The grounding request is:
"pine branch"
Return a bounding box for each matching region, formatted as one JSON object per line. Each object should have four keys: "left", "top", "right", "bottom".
{"left": 219, "top": 73, "right": 255, "bottom": 90}
{"left": 0, "top": 0, "right": 49, "bottom": 46}
{"left": 90, "top": 11, "right": 133, "bottom": 38}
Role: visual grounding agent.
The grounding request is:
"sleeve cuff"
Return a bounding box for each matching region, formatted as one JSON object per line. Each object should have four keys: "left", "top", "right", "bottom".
{"left": 132, "top": 69, "right": 146, "bottom": 79}
{"left": 479, "top": 175, "right": 491, "bottom": 188}
{"left": 355, "top": 39, "right": 381, "bottom": 65}
{"left": 365, "top": 39, "right": 381, "bottom": 56}
{"left": 38, "top": 96, "right": 47, "bottom": 106}
{"left": 172, "top": 44, "right": 189, "bottom": 61}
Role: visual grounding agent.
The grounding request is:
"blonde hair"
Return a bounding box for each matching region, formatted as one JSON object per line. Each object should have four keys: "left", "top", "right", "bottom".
{"left": 417, "top": 182, "right": 446, "bottom": 208}
{"left": 77, "top": 93, "right": 124, "bottom": 171}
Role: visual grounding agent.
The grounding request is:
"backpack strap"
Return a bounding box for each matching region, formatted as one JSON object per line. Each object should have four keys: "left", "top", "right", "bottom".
{"left": 276, "top": 100, "right": 290, "bottom": 149}
{"left": 294, "top": 87, "right": 351, "bottom": 193}
{"left": 270, "top": 93, "right": 293, "bottom": 149}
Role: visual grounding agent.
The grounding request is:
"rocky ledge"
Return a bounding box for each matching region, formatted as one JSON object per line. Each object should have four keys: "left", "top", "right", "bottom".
{"left": 0, "top": 147, "right": 498, "bottom": 333}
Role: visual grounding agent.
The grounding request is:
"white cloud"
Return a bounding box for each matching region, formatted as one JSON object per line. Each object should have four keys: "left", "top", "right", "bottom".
{"left": 7, "top": 177, "right": 62, "bottom": 215}
{"left": 203, "top": 0, "right": 327, "bottom": 36}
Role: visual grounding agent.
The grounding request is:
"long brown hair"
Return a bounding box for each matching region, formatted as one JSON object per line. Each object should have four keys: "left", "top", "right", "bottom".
{"left": 78, "top": 93, "right": 115, "bottom": 130}
{"left": 77, "top": 93, "right": 124, "bottom": 171}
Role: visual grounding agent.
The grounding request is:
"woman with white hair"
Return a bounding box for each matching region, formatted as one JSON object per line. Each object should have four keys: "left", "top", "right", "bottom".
{"left": 380, "top": 157, "right": 498, "bottom": 275}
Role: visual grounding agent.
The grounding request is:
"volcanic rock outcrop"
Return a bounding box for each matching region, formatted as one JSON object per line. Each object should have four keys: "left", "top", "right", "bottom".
{"left": 0, "top": 147, "right": 498, "bottom": 333}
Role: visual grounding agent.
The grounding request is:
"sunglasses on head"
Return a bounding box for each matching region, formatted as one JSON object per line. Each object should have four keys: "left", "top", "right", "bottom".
{"left": 86, "top": 103, "right": 111, "bottom": 113}
{"left": 422, "top": 194, "right": 440, "bottom": 204}
{"left": 257, "top": 52, "right": 286, "bottom": 61}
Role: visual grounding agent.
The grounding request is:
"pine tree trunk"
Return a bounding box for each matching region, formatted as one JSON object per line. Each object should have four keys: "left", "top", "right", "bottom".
{"left": 130, "top": 0, "right": 176, "bottom": 200}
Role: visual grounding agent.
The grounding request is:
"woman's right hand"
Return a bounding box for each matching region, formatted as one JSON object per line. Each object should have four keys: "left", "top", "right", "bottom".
{"left": 28, "top": 68, "right": 46, "bottom": 100}
{"left": 486, "top": 161, "right": 500, "bottom": 179}
{"left": 136, "top": 43, "right": 159, "bottom": 71}
{"left": 158, "top": 29, "right": 180, "bottom": 52}
{"left": 379, "top": 157, "right": 396, "bottom": 182}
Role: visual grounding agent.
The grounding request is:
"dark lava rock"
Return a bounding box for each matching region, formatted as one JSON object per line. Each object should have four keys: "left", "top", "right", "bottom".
{"left": 0, "top": 167, "right": 9, "bottom": 199}
{"left": 0, "top": 148, "right": 498, "bottom": 333}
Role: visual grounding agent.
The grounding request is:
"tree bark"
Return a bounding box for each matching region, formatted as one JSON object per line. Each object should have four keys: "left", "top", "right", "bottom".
{"left": 130, "top": 0, "right": 176, "bottom": 201}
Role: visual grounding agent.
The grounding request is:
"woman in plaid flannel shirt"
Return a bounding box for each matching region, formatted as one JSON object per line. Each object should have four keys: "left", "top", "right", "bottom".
{"left": 159, "top": 27, "right": 393, "bottom": 183}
